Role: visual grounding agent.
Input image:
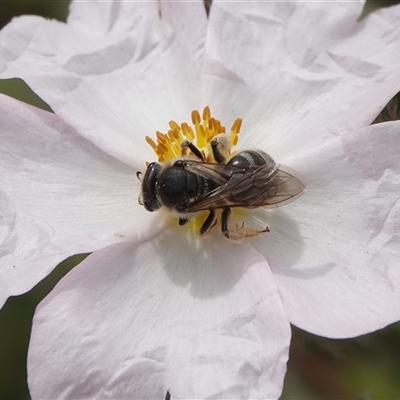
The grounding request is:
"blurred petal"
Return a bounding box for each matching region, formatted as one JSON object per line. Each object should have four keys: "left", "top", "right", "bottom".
{"left": 28, "top": 230, "right": 290, "bottom": 399}
{"left": 0, "top": 1, "right": 207, "bottom": 165}
{"left": 202, "top": 1, "right": 400, "bottom": 160}
{"left": 248, "top": 121, "right": 400, "bottom": 337}
{"left": 0, "top": 93, "right": 159, "bottom": 307}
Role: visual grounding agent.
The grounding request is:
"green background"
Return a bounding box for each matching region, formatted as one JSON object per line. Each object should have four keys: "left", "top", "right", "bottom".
{"left": 1, "top": 1, "right": 400, "bottom": 399}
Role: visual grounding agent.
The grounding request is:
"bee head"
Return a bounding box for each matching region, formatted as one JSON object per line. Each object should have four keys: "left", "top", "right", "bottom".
{"left": 139, "top": 162, "right": 162, "bottom": 211}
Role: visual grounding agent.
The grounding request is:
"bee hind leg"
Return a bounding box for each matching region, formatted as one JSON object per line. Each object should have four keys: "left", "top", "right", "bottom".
{"left": 221, "top": 208, "right": 232, "bottom": 239}
{"left": 199, "top": 210, "right": 217, "bottom": 235}
{"left": 221, "top": 207, "right": 270, "bottom": 242}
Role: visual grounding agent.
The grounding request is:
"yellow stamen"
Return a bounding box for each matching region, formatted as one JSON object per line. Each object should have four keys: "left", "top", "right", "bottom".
{"left": 169, "top": 120, "right": 181, "bottom": 132}
{"left": 155, "top": 133, "right": 166, "bottom": 145}
{"left": 191, "top": 110, "right": 201, "bottom": 125}
{"left": 202, "top": 106, "right": 211, "bottom": 121}
{"left": 145, "top": 107, "right": 242, "bottom": 163}
{"left": 230, "top": 118, "right": 242, "bottom": 147}
{"left": 181, "top": 122, "right": 194, "bottom": 141}
{"left": 145, "top": 136, "right": 157, "bottom": 152}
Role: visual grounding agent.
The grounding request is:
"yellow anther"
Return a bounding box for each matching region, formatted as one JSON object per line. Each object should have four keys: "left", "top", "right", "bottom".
{"left": 156, "top": 131, "right": 167, "bottom": 143}
{"left": 145, "top": 136, "right": 157, "bottom": 150}
{"left": 231, "top": 118, "right": 242, "bottom": 134}
{"left": 157, "top": 142, "right": 169, "bottom": 154}
{"left": 167, "top": 130, "right": 176, "bottom": 142}
{"left": 181, "top": 122, "right": 194, "bottom": 141}
{"left": 174, "top": 128, "right": 181, "bottom": 140}
{"left": 191, "top": 110, "right": 201, "bottom": 125}
{"left": 218, "top": 121, "right": 224, "bottom": 134}
{"left": 212, "top": 118, "right": 219, "bottom": 132}
{"left": 202, "top": 106, "right": 211, "bottom": 122}
{"left": 229, "top": 118, "right": 242, "bottom": 147}
{"left": 208, "top": 118, "right": 215, "bottom": 132}
{"left": 169, "top": 120, "right": 181, "bottom": 131}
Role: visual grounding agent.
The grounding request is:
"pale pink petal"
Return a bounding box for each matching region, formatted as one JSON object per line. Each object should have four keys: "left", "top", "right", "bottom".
{"left": 28, "top": 230, "right": 290, "bottom": 399}
{"left": 202, "top": 1, "right": 400, "bottom": 160}
{"left": 0, "top": 93, "right": 161, "bottom": 308}
{"left": 0, "top": 2, "right": 207, "bottom": 165}
{"left": 247, "top": 121, "right": 400, "bottom": 338}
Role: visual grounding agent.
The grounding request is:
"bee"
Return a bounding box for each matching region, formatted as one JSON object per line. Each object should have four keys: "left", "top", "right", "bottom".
{"left": 137, "top": 137, "right": 306, "bottom": 241}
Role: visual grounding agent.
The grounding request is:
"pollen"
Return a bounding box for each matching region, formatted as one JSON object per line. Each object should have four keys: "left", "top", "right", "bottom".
{"left": 145, "top": 106, "right": 242, "bottom": 162}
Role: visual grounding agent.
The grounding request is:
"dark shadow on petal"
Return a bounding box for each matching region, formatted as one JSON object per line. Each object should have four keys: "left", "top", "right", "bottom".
{"left": 151, "top": 219, "right": 254, "bottom": 299}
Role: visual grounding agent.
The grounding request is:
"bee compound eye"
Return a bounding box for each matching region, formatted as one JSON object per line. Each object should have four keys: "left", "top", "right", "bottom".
{"left": 140, "top": 162, "right": 162, "bottom": 212}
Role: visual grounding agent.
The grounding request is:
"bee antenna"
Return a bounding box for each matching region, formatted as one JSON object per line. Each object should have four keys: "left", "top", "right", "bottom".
{"left": 136, "top": 171, "right": 142, "bottom": 180}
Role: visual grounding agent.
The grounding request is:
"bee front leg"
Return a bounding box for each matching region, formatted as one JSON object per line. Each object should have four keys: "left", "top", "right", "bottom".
{"left": 199, "top": 210, "right": 217, "bottom": 235}
{"left": 181, "top": 140, "right": 204, "bottom": 161}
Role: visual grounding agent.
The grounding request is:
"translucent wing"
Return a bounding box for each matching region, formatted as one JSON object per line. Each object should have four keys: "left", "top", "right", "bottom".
{"left": 181, "top": 161, "right": 306, "bottom": 212}
{"left": 180, "top": 160, "right": 277, "bottom": 185}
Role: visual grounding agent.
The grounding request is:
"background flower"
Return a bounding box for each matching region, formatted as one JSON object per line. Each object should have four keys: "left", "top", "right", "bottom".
{"left": 0, "top": 0, "right": 400, "bottom": 398}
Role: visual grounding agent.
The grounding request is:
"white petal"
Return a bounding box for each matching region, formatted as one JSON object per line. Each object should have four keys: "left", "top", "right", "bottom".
{"left": 202, "top": 1, "right": 400, "bottom": 159}
{"left": 28, "top": 229, "right": 290, "bottom": 399}
{"left": 248, "top": 121, "right": 400, "bottom": 338}
{"left": 67, "top": 1, "right": 158, "bottom": 35}
{"left": 0, "top": 94, "right": 159, "bottom": 308}
{"left": 0, "top": 2, "right": 207, "bottom": 166}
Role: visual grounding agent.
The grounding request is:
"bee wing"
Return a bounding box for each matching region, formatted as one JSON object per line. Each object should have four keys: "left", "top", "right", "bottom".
{"left": 185, "top": 162, "right": 306, "bottom": 212}
{"left": 182, "top": 159, "right": 278, "bottom": 183}
{"left": 255, "top": 165, "right": 307, "bottom": 208}
{"left": 180, "top": 160, "right": 251, "bottom": 185}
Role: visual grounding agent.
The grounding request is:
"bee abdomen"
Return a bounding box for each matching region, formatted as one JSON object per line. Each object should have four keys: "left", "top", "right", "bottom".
{"left": 228, "top": 150, "right": 275, "bottom": 167}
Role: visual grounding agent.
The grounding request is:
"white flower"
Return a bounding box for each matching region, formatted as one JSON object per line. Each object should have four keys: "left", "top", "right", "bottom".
{"left": 1, "top": 1, "right": 400, "bottom": 398}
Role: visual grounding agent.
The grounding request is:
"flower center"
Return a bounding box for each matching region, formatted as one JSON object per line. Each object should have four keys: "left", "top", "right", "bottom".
{"left": 140, "top": 107, "right": 304, "bottom": 241}
{"left": 145, "top": 106, "right": 242, "bottom": 163}
{"left": 143, "top": 107, "right": 244, "bottom": 236}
